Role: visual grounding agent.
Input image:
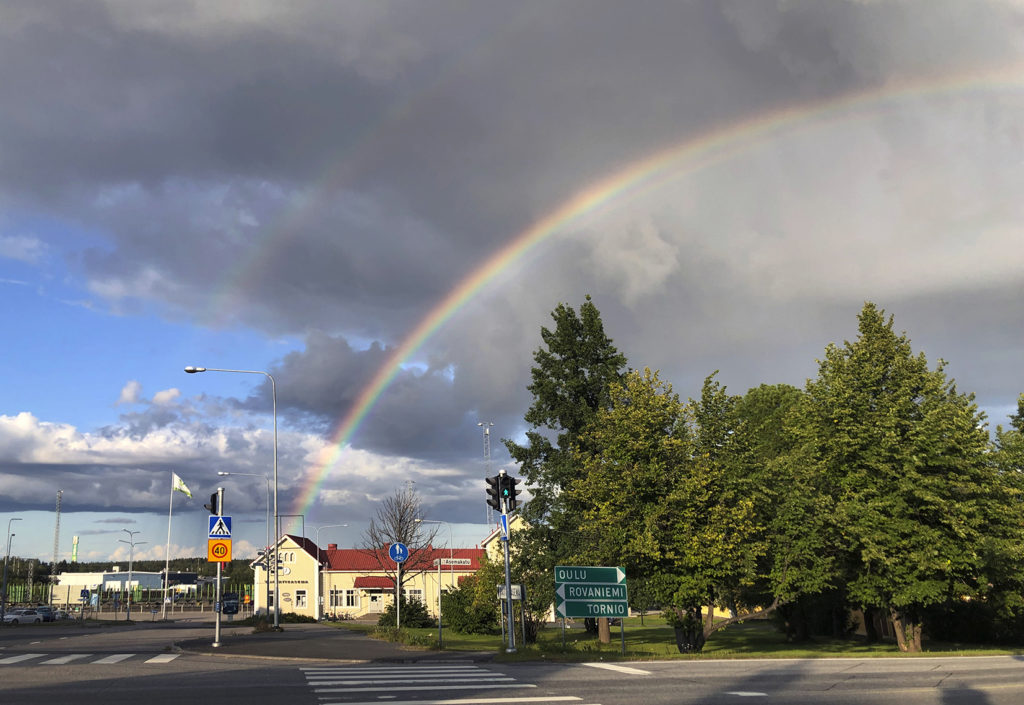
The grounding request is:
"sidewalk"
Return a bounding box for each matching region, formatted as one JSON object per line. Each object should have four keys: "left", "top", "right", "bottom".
{"left": 174, "top": 621, "right": 494, "bottom": 663}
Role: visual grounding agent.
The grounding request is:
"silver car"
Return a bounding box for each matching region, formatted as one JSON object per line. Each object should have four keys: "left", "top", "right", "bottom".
{"left": 3, "top": 609, "right": 43, "bottom": 624}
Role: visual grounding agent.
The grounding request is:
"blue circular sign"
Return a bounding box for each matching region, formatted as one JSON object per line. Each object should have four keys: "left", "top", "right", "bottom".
{"left": 389, "top": 542, "right": 409, "bottom": 563}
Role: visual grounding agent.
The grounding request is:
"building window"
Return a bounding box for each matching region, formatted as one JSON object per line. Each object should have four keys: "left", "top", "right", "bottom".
{"left": 345, "top": 589, "right": 359, "bottom": 608}
{"left": 296, "top": 590, "right": 307, "bottom": 608}
{"left": 330, "top": 588, "right": 344, "bottom": 608}
{"left": 405, "top": 589, "right": 423, "bottom": 604}
{"left": 268, "top": 591, "right": 275, "bottom": 608}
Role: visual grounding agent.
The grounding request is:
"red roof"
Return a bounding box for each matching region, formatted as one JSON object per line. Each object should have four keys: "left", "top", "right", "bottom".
{"left": 354, "top": 576, "right": 395, "bottom": 589}
{"left": 322, "top": 545, "right": 485, "bottom": 572}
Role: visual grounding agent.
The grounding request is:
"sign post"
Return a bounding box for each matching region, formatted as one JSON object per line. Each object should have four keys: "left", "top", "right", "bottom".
{"left": 389, "top": 542, "right": 408, "bottom": 629}
{"left": 555, "top": 566, "right": 629, "bottom": 655}
{"left": 206, "top": 488, "right": 229, "bottom": 648}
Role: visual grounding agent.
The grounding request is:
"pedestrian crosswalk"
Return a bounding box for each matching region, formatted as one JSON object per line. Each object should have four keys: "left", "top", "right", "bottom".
{"left": 302, "top": 663, "right": 596, "bottom": 705}
{"left": 0, "top": 652, "right": 181, "bottom": 665}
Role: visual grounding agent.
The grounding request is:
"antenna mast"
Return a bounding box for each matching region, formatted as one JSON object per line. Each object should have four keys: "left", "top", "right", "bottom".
{"left": 50, "top": 489, "right": 62, "bottom": 603}
{"left": 477, "top": 421, "right": 494, "bottom": 525}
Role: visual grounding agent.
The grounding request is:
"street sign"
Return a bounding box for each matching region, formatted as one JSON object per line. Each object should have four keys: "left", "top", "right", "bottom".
{"left": 208, "top": 515, "right": 232, "bottom": 538}
{"left": 389, "top": 542, "right": 408, "bottom": 563}
{"left": 497, "top": 583, "right": 524, "bottom": 600}
{"left": 208, "top": 538, "right": 232, "bottom": 562}
{"left": 499, "top": 514, "right": 509, "bottom": 539}
{"left": 554, "top": 565, "right": 628, "bottom": 619}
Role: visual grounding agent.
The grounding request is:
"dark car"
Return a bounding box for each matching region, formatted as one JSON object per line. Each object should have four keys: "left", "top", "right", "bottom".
{"left": 34, "top": 606, "right": 55, "bottom": 622}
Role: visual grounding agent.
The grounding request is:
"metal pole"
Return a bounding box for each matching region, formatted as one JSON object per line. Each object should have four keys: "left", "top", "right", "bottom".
{"left": 184, "top": 367, "right": 279, "bottom": 629}
{"left": 213, "top": 487, "right": 224, "bottom": 648}
{"left": 501, "top": 497, "right": 515, "bottom": 653}
{"left": 119, "top": 530, "right": 145, "bottom": 622}
{"left": 437, "top": 560, "right": 443, "bottom": 648}
{"left": 2, "top": 518, "right": 21, "bottom": 618}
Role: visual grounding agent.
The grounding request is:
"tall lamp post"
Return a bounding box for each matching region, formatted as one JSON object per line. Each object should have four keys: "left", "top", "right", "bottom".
{"left": 313, "top": 524, "right": 347, "bottom": 620}
{"left": 119, "top": 529, "right": 146, "bottom": 621}
{"left": 218, "top": 471, "right": 270, "bottom": 617}
{"left": 2, "top": 518, "right": 22, "bottom": 617}
{"left": 416, "top": 518, "right": 454, "bottom": 648}
{"left": 185, "top": 366, "right": 280, "bottom": 629}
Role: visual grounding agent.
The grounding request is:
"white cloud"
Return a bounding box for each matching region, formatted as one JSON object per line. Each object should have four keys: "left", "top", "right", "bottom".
{"left": 0, "top": 233, "right": 47, "bottom": 263}
{"left": 117, "top": 380, "right": 142, "bottom": 405}
{"left": 152, "top": 388, "right": 181, "bottom": 405}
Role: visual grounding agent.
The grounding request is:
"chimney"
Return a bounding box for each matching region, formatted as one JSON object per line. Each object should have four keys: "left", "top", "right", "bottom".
{"left": 327, "top": 543, "right": 338, "bottom": 551}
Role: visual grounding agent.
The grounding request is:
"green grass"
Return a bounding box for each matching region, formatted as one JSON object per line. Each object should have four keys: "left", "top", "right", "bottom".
{"left": 331, "top": 616, "right": 1024, "bottom": 661}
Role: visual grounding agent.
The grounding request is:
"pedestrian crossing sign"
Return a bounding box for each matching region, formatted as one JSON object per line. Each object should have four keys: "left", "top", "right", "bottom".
{"left": 208, "top": 515, "right": 232, "bottom": 538}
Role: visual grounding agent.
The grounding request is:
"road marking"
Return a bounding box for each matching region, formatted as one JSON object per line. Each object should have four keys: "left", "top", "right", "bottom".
{"left": 316, "top": 684, "right": 537, "bottom": 694}
{"left": 41, "top": 654, "right": 90, "bottom": 664}
{"left": 0, "top": 654, "right": 44, "bottom": 664}
{"left": 311, "top": 677, "right": 515, "bottom": 686}
{"left": 319, "top": 698, "right": 581, "bottom": 705}
{"left": 725, "top": 692, "right": 768, "bottom": 697}
{"left": 303, "top": 668, "right": 483, "bottom": 676}
{"left": 144, "top": 654, "right": 180, "bottom": 663}
{"left": 582, "top": 662, "right": 651, "bottom": 675}
{"left": 93, "top": 654, "right": 135, "bottom": 664}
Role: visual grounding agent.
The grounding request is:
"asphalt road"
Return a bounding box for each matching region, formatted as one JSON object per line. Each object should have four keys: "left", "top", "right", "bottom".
{"left": 3, "top": 621, "right": 1024, "bottom": 705}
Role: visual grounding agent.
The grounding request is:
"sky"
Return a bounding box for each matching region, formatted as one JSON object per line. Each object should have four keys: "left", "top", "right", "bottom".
{"left": 2, "top": 0, "right": 1023, "bottom": 567}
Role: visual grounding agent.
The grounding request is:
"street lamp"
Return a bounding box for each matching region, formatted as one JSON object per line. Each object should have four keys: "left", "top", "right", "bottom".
{"left": 119, "top": 529, "right": 146, "bottom": 621}
{"left": 416, "top": 518, "right": 454, "bottom": 648}
{"left": 218, "top": 471, "right": 271, "bottom": 618}
{"left": 185, "top": 365, "right": 280, "bottom": 629}
{"left": 313, "top": 524, "right": 347, "bottom": 620}
{"left": 2, "top": 518, "right": 22, "bottom": 617}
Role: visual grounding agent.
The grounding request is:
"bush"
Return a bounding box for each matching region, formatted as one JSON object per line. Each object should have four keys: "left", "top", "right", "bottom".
{"left": 441, "top": 575, "right": 499, "bottom": 635}
{"left": 376, "top": 597, "right": 436, "bottom": 628}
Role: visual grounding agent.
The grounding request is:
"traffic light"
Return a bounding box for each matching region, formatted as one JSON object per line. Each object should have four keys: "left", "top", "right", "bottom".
{"left": 485, "top": 475, "right": 501, "bottom": 510}
{"left": 503, "top": 475, "right": 522, "bottom": 511}
{"left": 204, "top": 492, "right": 219, "bottom": 515}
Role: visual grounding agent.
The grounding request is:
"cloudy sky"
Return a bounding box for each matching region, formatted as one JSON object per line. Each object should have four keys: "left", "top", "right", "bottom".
{"left": 2, "top": 0, "right": 1023, "bottom": 565}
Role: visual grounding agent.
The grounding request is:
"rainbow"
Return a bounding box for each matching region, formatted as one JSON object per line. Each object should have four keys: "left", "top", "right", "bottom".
{"left": 292, "top": 61, "right": 1024, "bottom": 517}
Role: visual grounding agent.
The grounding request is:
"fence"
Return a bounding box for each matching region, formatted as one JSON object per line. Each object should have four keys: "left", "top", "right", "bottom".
{"left": 3, "top": 582, "right": 255, "bottom": 611}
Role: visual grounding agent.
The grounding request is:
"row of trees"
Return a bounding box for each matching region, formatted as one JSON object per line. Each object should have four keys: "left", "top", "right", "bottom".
{"left": 493, "top": 297, "right": 1024, "bottom": 652}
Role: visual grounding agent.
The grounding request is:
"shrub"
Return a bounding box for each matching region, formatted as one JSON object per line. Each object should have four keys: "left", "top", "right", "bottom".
{"left": 376, "top": 597, "right": 436, "bottom": 628}
{"left": 441, "top": 575, "right": 499, "bottom": 635}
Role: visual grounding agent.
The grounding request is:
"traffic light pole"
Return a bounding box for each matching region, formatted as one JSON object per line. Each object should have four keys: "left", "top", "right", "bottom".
{"left": 213, "top": 487, "right": 224, "bottom": 648}
{"left": 501, "top": 495, "right": 515, "bottom": 653}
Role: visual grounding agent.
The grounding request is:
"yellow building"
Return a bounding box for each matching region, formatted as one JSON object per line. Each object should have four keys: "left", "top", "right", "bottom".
{"left": 252, "top": 534, "right": 485, "bottom": 620}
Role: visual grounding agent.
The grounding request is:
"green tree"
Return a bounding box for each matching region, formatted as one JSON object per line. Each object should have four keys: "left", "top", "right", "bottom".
{"left": 502, "top": 295, "right": 627, "bottom": 632}
{"left": 798, "top": 303, "right": 994, "bottom": 651}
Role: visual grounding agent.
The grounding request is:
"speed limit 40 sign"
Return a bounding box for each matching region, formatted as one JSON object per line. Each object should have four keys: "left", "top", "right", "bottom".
{"left": 208, "top": 539, "right": 232, "bottom": 562}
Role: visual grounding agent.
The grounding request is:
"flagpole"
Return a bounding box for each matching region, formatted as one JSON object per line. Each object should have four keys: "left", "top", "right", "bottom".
{"left": 162, "top": 473, "right": 174, "bottom": 621}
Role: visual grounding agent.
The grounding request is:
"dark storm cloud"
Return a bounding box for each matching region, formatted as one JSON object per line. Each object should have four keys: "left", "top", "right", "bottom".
{"left": 2, "top": 0, "right": 1023, "bottom": 488}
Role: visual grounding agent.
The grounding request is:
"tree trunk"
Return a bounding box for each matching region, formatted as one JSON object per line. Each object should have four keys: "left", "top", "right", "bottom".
{"left": 598, "top": 617, "right": 611, "bottom": 644}
{"left": 890, "top": 607, "right": 923, "bottom": 652}
{"left": 863, "top": 606, "right": 880, "bottom": 643}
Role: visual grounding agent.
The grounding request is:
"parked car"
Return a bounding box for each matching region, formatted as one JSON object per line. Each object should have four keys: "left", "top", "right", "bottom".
{"left": 3, "top": 609, "right": 42, "bottom": 625}
{"left": 53, "top": 609, "right": 71, "bottom": 621}
{"left": 34, "top": 606, "right": 55, "bottom": 622}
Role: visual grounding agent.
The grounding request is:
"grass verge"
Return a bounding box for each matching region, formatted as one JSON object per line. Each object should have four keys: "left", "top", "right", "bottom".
{"left": 331, "top": 616, "right": 1024, "bottom": 661}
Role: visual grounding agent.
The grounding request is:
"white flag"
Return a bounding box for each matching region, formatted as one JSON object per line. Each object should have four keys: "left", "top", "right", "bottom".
{"left": 172, "top": 472, "right": 192, "bottom": 498}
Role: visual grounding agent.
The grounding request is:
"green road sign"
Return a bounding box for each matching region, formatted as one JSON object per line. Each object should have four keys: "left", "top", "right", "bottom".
{"left": 554, "top": 565, "right": 628, "bottom": 619}
{"left": 554, "top": 565, "right": 626, "bottom": 585}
